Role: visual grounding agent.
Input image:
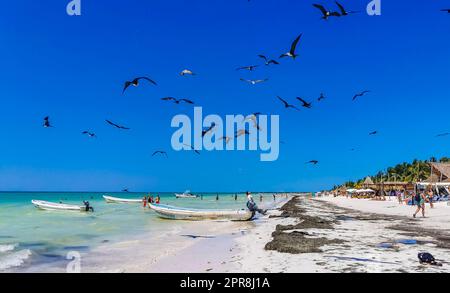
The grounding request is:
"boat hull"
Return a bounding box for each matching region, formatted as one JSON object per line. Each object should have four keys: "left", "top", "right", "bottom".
{"left": 31, "top": 200, "right": 88, "bottom": 212}
{"left": 103, "top": 195, "right": 143, "bottom": 204}
{"left": 149, "top": 203, "right": 253, "bottom": 221}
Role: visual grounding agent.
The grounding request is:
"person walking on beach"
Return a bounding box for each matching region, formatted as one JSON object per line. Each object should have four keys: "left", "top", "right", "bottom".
{"left": 427, "top": 189, "right": 434, "bottom": 209}
{"left": 413, "top": 191, "right": 426, "bottom": 218}
{"left": 273, "top": 194, "right": 276, "bottom": 201}
{"left": 397, "top": 190, "right": 403, "bottom": 204}
{"left": 143, "top": 196, "right": 147, "bottom": 208}
{"left": 260, "top": 194, "right": 263, "bottom": 202}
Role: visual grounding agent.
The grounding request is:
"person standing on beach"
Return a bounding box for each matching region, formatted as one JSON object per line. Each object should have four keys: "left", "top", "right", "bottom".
{"left": 413, "top": 191, "right": 426, "bottom": 218}
{"left": 260, "top": 194, "right": 263, "bottom": 202}
{"left": 216, "top": 194, "right": 219, "bottom": 201}
{"left": 234, "top": 194, "right": 237, "bottom": 201}
{"left": 142, "top": 196, "right": 147, "bottom": 208}
{"left": 273, "top": 194, "right": 276, "bottom": 201}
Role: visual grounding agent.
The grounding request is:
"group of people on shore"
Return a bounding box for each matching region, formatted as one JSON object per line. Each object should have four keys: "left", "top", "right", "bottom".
{"left": 142, "top": 195, "right": 160, "bottom": 207}
{"left": 334, "top": 188, "right": 440, "bottom": 218}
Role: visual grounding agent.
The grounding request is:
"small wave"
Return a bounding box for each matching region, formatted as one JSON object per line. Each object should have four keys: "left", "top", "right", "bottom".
{"left": 0, "top": 244, "right": 17, "bottom": 253}
{"left": 0, "top": 249, "right": 32, "bottom": 270}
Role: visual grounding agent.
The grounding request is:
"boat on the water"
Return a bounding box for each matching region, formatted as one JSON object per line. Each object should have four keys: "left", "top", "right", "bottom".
{"left": 31, "top": 200, "right": 94, "bottom": 212}
{"left": 103, "top": 195, "right": 143, "bottom": 204}
{"left": 175, "top": 190, "right": 199, "bottom": 199}
{"left": 148, "top": 203, "right": 253, "bottom": 221}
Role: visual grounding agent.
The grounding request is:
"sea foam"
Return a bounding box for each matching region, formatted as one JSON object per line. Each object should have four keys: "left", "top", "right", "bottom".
{"left": 0, "top": 249, "right": 32, "bottom": 270}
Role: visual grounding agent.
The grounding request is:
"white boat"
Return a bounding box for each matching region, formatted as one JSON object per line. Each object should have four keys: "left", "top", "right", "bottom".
{"left": 103, "top": 195, "right": 143, "bottom": 204}
{"left": 31, "top": 200, "right": 93, "bottom": 212}
{"left": 148, "top": 203, "right": 253, "bottom": 221}
{"left": 175, "top": 191, "right": 199, "bottom": 198}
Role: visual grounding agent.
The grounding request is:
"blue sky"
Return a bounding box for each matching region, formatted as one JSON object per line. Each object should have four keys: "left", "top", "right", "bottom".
{"left": 0, "top": 0, "right": 449, "bottom": 192}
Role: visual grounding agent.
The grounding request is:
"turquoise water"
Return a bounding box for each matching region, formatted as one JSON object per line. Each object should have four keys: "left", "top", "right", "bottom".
{"left": 0, "top": 192, "right": 277, "bottom": 272}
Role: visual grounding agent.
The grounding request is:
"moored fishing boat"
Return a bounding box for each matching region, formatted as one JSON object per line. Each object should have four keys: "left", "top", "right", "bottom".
{"left": 175, "top": 190, "right": 199, "bottom": 199}
{"left": 103, "top": 195, "right": 143, "bottom": 204}
{"left": 31, "top": 200, "right": 94, "bottom": 212}
{"left": 148, "top": 203, "right": 253, "bottom": 221}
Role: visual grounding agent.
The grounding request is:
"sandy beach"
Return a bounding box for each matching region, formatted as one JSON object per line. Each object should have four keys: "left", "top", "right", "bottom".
{"left": 14, "top": 194, "right": 450, "bottom": 273}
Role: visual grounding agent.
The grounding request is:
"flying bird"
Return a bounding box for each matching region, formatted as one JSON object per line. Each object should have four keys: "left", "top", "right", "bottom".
{"left": 306, "top": 160, "right": 319, "bottom": 165}
{"left": 105, "top": 120, "right": 130, "bottom": 130}
{"left": 369, "top": 131, "right": 378, "bottom": 135}
{"left": 352, "top": 90, "right": 371, "bottom": 101}
{"left": 240, "top": 78, "right": 268, "bottom": 85}
{"left": 161, "top": 97, "right": 195, "bottom": 104}
{"left": 436, "top": 132, "right": 450, "bottom": 137}
{"left": 441, "top": 9, "right": 450, "bottom": 13}
{"left": 280, "top": 34, "right": 303, "bottom": 59}
{"left": 180, "top": 69, "right": 196, "bottom": 76}
{"left": 244, "top": 114, "right": 262, "bottom": 131}
{"left": 122, "top": 77, "right": 157, "bottom": 94}
{"left": 235, "top": 129, "right": 250, "bottom": 138}
{"left": 218, "top": 136, "right": 233, "bottom": 144}
{"left": 152, "top": 151, "right": 168, "bottom": 158}
{"left": 313, "top": 4, "right": 341, "bottom": 20}
{"left": 122, "top": 188, "right": 129, "bottom": 192}
{"left": 202, "top": 122, "right": 216, "bottom": 137}
{"left": 258, "top": 55, "right": 280, "bottom": 66}
{"left": 183, "top": 143, "right": 200, "bottom": 155}
{"left": 335, "top": 1, "right": 359, "bottom": 16}
{"left": 277, "top": 96, "right": 300, "bottom": 111}
{"left": 82, "top": 131, "right": 96, "bottom": 138}
{"left": 236, "top": 65, "right": 259, "bottom": 71}
{"left": 297, "top": 97, "right": 312, "bottom": 109}
{"left": 318, "top": 93, "right": 326, "bottom": 101}
{"left": 43, "top": 116, "right": 52, "bottom": 128}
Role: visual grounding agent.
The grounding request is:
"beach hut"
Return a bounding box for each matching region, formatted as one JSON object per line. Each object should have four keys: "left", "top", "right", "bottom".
{"left": 363, "top": 176, "right": 374, "bottom": 188}
{"left": 427, "top": 163, "right": 450, "bottom": 183}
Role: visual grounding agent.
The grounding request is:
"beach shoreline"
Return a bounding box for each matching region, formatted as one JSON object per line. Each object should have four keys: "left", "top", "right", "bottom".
{"left": 5, "top": 194, "right": 450, "bottom": 273}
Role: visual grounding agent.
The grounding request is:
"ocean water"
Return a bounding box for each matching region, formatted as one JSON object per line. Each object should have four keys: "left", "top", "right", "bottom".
{"left": 0, "top": 192, "right": 279, "bottom": 272}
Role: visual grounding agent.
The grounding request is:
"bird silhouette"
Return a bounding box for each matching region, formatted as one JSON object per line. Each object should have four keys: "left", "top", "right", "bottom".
{"left": 183, "top": 144, "right": 200, "bottom": 155}
{"left": 122, "top": 77, "right": 157, "bottom": 94}
{"left": 180, "top": 69, "right": 196, "bottom": 76}
{"left": 236, "top": 65, "right": 259, "bottom": 71}
{"left": 202, "top": 122, "right": 217, "bottom": 137}
{"left": 335, "top": 1, "right": 359, "bottom": 16}
{"left": 297, "top": 97, "right": 312, "bottom": 109}
{"left": 318, "top": 93, "right": 326, "bottom": 101}
{"left": 277, "top": 96, "right": 300, "bottom": 111}
{"left": 280, "top": 34, "right": 303, "bottom": 59}
{"left": 105, "top": 120, "right": 130, "bottom": 130}
{"left": 258, "top": 55, "right": 280, "bottom": 66}
{"left": 43, "top": 116, "right": 52, "bottom": 128}
{"left": 240, "top": 78, "right": 268, "bottom": 85}
{"left": 306, "top": 160, "right": 319, "bottom": 165}
{"left": 352, "top": 90, "right": 371, "bottom": 101}
{"left": 82, "top": 131, "right": 96, "bottom": 138}
{"left": 436, "top": 132, "right": 450, "bottom": 137}
{"left": 369, "top": 131, "right": 378, "bottom": 135}
{"left": 161, "top": 97, "right": 195, "bottom": 104}
{"left": 152, "top": 151, "right": 168, "bottom": 158}
{"left": 313, "top": 4, "right": 340, "bottom": 20}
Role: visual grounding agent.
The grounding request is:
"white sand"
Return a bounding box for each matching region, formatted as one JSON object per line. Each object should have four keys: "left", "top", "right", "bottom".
{"left": 230, "top": 196, "right": 450, "bottom": 273}
{"left": 26, "top": 195, "right": 450, "bottom": 273}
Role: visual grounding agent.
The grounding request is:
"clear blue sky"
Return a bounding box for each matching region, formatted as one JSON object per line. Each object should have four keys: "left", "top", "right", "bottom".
{"left": 0, "top": 0, "right": 449, "bottom": 192}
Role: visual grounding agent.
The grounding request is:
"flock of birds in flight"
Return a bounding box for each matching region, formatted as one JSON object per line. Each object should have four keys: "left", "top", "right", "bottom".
{"left": 41, "top": 2, "right": 450, "bottom": 169}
